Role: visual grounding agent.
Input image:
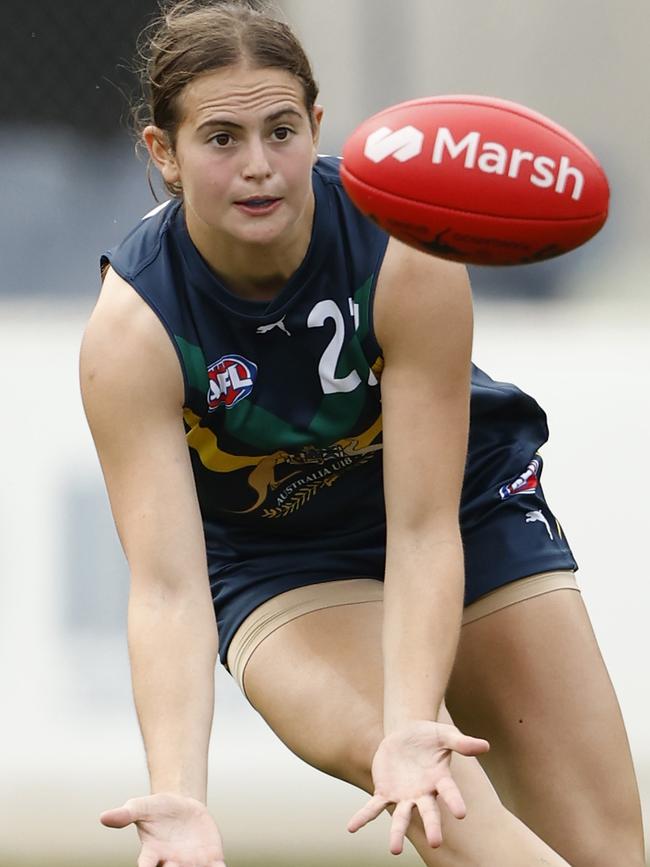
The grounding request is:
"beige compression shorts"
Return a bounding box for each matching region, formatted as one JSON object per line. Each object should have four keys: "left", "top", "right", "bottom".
{"left": 227, "top": 570, "right": 580, "bottom": 696}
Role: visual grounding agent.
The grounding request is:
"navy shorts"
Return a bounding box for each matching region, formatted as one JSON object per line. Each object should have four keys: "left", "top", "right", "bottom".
{"left": 208, "top": 452, "right": 577, "bottom": 664}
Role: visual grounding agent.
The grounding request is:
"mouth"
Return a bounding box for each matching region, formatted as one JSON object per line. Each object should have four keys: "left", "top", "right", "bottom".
{"left": 234, "top": 196, "right": 283, "bottom": 215}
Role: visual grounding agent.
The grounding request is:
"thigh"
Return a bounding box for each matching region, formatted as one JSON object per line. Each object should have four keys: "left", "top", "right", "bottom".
{"left": 243, "top": 600, "right": 384, "bottom": 783}
{"left": 447, "top": 587, "right": 645, "bottom": 867}
{"left": 242, "top": 599, "right": 570, "bottom": 867}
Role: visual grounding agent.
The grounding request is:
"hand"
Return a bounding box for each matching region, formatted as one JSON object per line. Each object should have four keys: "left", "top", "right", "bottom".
{"left": 100, "top": 792, "right": 226, "bottom": 867}
{"left": 347, "top": 720, "right": 489, "bottom": 855}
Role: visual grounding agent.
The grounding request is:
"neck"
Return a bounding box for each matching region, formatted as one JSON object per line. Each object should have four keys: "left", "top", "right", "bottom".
{"left": 184, "top": 194, "right": 315, "bottom": 302}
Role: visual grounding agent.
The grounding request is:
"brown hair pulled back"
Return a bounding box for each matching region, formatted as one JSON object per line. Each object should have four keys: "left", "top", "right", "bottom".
{"left": 134, "top": 0, "right": 319, "bottom": 197}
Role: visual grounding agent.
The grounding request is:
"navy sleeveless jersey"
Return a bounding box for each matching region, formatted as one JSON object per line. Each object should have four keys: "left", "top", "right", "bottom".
{"left": 102, "top": 157, "right": 554, "bottom": 645}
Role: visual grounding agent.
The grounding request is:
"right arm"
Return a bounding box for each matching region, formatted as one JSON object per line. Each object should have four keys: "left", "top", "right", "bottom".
{"left": 347, "top": 242, "right": 489, "bottom": 854}
{"left": 80, "top": 267, "right": 225, "bottom": 867}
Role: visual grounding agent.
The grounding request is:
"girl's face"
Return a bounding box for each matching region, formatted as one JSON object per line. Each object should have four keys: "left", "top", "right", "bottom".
{"left": 147, "top": 64, "right": 322, "bottom": 251}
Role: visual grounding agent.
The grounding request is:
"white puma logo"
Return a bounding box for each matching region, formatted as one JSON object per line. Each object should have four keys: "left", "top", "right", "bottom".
{"left": 256, "top": 316, "right": 291, "bottom": 337}
{"left": 525, "top": 510, "right": 553, "bottom": 540}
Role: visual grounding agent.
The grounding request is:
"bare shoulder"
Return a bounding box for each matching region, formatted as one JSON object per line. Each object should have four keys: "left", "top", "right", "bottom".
{"left": 80, "top": 266, "right": 184, "bottom": 419}
{"left": 376, "top": 242, "right": 474, "bottom": 528}
{"left": 81, "top": 269, "right": 206, "bottom": 590}
{"left": 374, "top": 239, "right": 473, "bottom": 377}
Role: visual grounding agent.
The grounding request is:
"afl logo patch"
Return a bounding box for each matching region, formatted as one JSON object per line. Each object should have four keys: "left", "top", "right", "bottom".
{"left": 207, "top": 354, "right": 257, "bottom": 411}
{"left": 499, "top": 457, "right": 541, "bottom": 500}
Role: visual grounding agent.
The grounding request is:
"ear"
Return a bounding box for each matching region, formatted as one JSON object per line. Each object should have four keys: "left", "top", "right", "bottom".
{"left": 143, "top": 125, "right": 181, "bottom": 189}
{"left": 310, "top": 105, "right": 324, "bottom": 161}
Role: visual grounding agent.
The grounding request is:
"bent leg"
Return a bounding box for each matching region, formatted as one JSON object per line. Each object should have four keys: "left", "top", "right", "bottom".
{"left": 241, "top": 598, "right": 570, "bottom": 866}
{"left": 447, "top": 587, "right": 645, "bottom": 867}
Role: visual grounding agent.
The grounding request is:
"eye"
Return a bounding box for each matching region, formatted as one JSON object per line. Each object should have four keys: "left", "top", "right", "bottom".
{"left": 210, "top": 132, "right": 234, "bottom": 147}
{"left": 272, "top": 126, "right": 294, "bottom": 142}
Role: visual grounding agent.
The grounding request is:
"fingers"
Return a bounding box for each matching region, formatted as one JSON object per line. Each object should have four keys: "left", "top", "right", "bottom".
{"left": 100, "top": 805, "right": 135, "bottom": 828}
{"left": 352, "top": 796, "right": 443, "bottom": 854}
{"left": 390, "top": 794, "right": 449, "bottom": 854}
{"left": 415, "top": 794, "right": 442, "bottom": 849}
{"left": 435, "top": 775, "right": 466, "bottom": 820}
{"left": 390, "top": 797, "right": 445, "bottom": 854}
{"left": 445, "top": 729, "right": 490, "bottom": 757}
{"left": 101, "top": 795, "right": 156, "bottom": 829}
{"left": 350, "top": 792, "right": 448, "bottom": 854}
{"left": 347, "top": 794, "right": 387, "bottom": 833}
{"left": 136, "top": 853, "right": 159, "bottom": 867}
{"left": 389, "top": 800, "right": 415, "bottom": 855}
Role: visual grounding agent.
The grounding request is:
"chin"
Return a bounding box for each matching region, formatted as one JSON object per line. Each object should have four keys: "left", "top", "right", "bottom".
{"left": 230, "top": 217, "right": 293, "bottom": 248}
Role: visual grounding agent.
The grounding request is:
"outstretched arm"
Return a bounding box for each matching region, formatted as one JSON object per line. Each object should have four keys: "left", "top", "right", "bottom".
{"left": 379, "top": 241, "right": 473, "bottom": 733}
{"left": 348, "top": 241, "right": 488, "bottom": 853}
{"left": 81, "top": 268, "right": 224, "bottom": 867}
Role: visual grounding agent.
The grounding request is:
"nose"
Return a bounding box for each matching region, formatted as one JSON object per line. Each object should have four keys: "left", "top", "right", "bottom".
{"left": 241, "top": 136, "right": 273, "bottom": 181}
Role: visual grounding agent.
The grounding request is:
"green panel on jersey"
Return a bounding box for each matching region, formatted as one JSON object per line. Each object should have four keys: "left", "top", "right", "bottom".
{"left": 308, "top": 388, "right": 368, "bottom": 442}
{"left": 224, "top": 387, "right": 379, "bottom": 452}
{"left": 308, "top": 358, "right": 372, "bottom": 441}
{"left": 224, "top": 401, "right": 313, "bottom": 450}
{"left": 175, "top": 336, "right": 209, "bottom": 393}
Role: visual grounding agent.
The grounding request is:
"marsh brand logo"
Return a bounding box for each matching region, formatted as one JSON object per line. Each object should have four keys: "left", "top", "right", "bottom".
{"left": 207, "top": 354, "right": 257, "bottom": 411}
{"left": 364, "top": 125, "right": 585, "bottom": 201}
{"left": 432, "top": 127, "right": 585, "bottom": 200}
{"left": 364, "top": 125, "right": 424, "bottom": 163}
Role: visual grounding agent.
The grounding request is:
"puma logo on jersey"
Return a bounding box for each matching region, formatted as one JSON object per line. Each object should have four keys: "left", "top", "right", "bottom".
{"left": 207, "top": 354, "right": 258, "bottom": 411}
{"left": 525, "top": 509, "right": 553, "bottom": 540}
{"left": 256, "top": 316, "right": 291, "bottom": 337}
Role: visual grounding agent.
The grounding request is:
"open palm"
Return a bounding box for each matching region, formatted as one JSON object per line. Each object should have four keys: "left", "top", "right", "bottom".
{"left": 101, "top": 792, "right": 226, "bottom": 867}
{"left": 348, "top": 720, "right": 490, "bottom": 855}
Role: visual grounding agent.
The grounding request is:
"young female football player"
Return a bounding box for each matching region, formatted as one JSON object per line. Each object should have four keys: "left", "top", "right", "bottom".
{"left": 81, "top": 2, "right": 645, "bottom": 866}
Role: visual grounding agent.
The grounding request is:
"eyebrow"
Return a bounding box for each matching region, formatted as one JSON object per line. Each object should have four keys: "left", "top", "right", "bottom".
{"left": 196, "top": 108, "right": 303, "bottom": 133}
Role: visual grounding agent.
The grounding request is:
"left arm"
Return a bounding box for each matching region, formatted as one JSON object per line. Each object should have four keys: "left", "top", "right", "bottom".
{"left": 348, "top": 240, "right": 488, "bottom": 852}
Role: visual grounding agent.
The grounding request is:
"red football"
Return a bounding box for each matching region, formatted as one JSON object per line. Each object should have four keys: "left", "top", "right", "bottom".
{"left": 340, "top": 95, "right": 609, "bottom": 266}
